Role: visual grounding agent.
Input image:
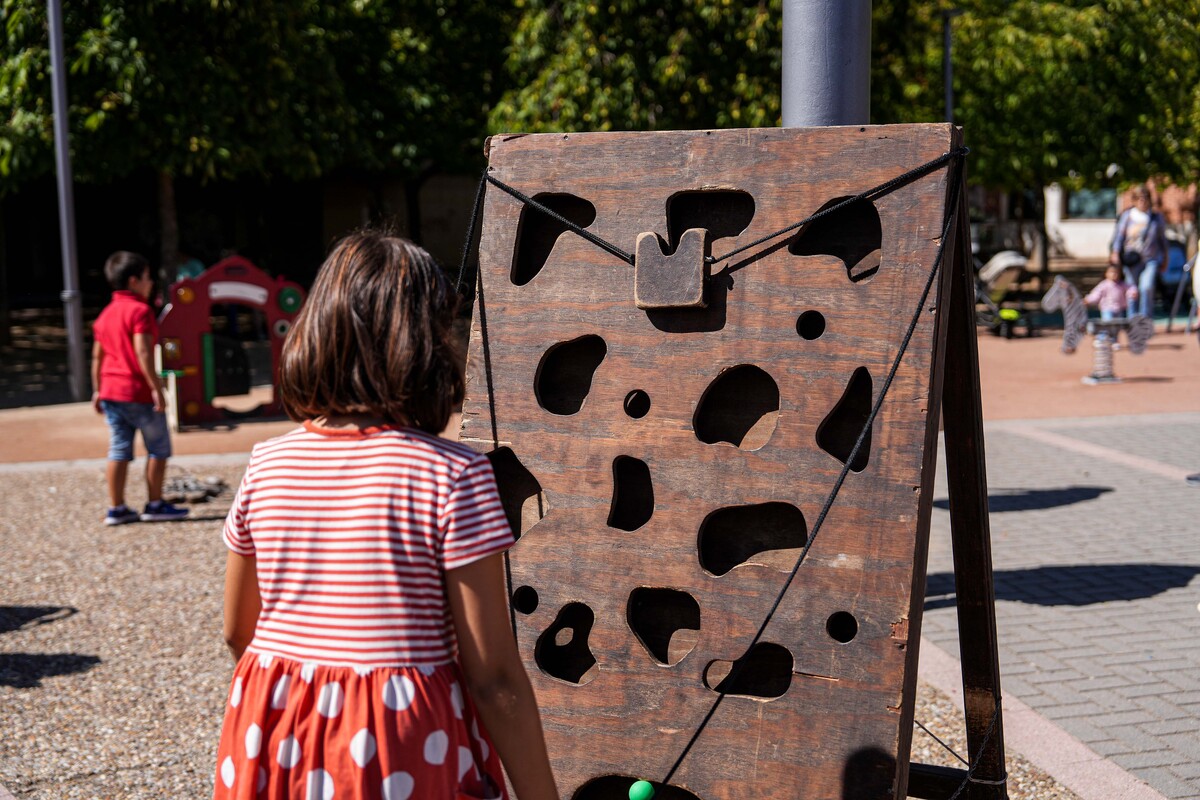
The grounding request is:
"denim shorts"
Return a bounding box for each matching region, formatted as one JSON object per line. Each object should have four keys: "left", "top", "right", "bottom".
{"left": 101, "top": 401, "right": 172, "bottom": 461}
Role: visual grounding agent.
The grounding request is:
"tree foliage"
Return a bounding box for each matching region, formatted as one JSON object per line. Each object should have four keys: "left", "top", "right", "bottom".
{"left": 0, "top": 0, "right": 510, "bottom": 190}
{"left": 874, "top": 0, "right": 1200, "bottom": 188}
{"left": 492, "top": 0, "right": 1200, "bottom": 191}
{"left": 489, "top": 0, "right": 780, "bottom": 132}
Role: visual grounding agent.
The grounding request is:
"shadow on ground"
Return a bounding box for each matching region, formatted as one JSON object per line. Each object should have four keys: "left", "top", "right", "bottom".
{"left": 933, "top": 485, "right": 1112, "bottom": 513}
{"left": 925, "top": 563, "right": 1200, "bottom": 609}
{"left": 0, "top": 605, "right": 99, "bottom": 688}
{"left": 0, "top": 653, "right": 102, "bottom": 688}
{"left": 0, "top": 605, "right": 78, "bottom": 633}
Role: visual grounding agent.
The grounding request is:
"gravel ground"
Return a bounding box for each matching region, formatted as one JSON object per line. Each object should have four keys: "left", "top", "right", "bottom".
{"left": 1, "top": 460, "right": 1079, "bottom": 799}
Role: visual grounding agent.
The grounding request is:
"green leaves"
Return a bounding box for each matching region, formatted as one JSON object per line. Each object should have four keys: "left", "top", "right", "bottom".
{"left": 0, "top": 0, "right": 511, "bottom": 191}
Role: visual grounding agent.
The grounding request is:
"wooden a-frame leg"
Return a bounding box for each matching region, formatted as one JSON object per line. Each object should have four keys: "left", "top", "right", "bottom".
{"left": 937, "top": 198, "right": 1008, "bottom": 800}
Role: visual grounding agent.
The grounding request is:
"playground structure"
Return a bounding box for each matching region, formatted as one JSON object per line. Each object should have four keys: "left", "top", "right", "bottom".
{"left": 157, "top": 256, "right": 304, "bottom": 427}
{"left": 459, "top": 125, "right": 1006, "bottom": 799}
{"left": 1041, "top": 275, "right": 1154, "bottom": 384}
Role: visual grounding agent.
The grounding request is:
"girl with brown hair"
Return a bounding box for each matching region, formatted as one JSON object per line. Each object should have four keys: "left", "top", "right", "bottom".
{"left": 214, "top": 232, "right": 557, "bottom": 800}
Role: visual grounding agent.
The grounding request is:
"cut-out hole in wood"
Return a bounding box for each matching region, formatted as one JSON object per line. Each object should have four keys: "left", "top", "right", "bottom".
{"left": 535, "top": 335, "right": 607, "bottom": 415}
{"left": 665, "top": 190, "right": 755, "bottom": 253}
{"left": 693, "top": 364, "right": 779, "bottom": 450}
{"left": 511, "top": 193, "right": 597, "bottom": 286}
{"left": 535, "top": 603, "right": 598, "bottom": 685}
{"left": 703, "top": 642, "right": 793, "bottom": 700}
{"left": 486, "top": 447, "right": 548, "bottom": 538}
{"left": 512, "top": 586, "right": 539, "bottom": 615}
{"left": 627, "top": 587, "right": 701, "bottom": 666}
{"left": 816, "top": 366, "right": 874, "bottom": 472}
{"left": 796, "top": 310, "right": 826, "bottom": 340}
{"left": 788, "top": 197, "right": 882, "bottom": 283}
{"left": 827, "top": 611, "right": 859, "bottom": 643}
{"left": 697, "top": 502, "right": 807, "bottom": 577}
{"left": 608, "top": 456, "right": 654, "bottom": 532}
{"left": 573, "top": 776, "right": 704, "bottom": 800}
{"left": 623, "top": 390, "right": 651, "bottom": 418}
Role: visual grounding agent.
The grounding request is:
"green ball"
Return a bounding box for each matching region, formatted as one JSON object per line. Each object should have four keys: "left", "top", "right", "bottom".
{"left": 629, "top": 779, "right": 655, "bottom": 800}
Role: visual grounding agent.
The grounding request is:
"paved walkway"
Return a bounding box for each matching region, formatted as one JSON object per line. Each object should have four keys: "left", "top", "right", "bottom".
{"left": 923, "top": 412, "right": 1200, "bottom": 799}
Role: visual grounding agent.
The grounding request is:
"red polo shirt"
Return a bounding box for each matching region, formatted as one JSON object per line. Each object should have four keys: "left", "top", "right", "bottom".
{"left": 93, "top": 290, "right": 158, "bottom": 404}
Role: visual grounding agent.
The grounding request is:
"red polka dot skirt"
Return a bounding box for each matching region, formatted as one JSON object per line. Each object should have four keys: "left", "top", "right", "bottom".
{"left": 214, "top": 653, "right": 507, "bottom": 800}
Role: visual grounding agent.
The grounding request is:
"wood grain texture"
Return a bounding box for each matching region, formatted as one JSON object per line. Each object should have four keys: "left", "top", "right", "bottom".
{"left": 461, "top": 125, "right": 964, "bottom": 800}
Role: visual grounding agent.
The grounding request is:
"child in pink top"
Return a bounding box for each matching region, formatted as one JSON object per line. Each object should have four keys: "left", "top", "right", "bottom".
{"left": 215, "top": 232, "right": 558, "bottom": 800}
{"left": 1084, "top": 265, "right": 1138, "bottom": 321}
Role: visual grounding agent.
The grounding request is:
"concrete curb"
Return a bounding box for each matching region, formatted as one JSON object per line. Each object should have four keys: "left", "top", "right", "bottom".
{"left": 0, "top": 451, "right": 252, "bottom": 474}
{"left": 919, "top": 637, "right": 1170, "bottom": 800}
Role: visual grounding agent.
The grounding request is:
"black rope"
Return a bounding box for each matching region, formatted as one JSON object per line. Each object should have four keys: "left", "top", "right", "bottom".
{"left": 949, "top": 696, "right": 1006, "bottom": 799}
{"left": 485, "top": 175, "right": 636, "bottom": 265}
{"left": 658, "top": 154, "right": 965, "bottom": 787}
{"left": 915, "top": 718, "right": 970, "bottom": 766}
{"left": 456, "top": 171, "right": 489, "bottom": 295}
{"left": 479, "top": 146, "right": 970, "bottom": 275}
{"left": 708, "top": 146, "right": 969, "bottom": 265}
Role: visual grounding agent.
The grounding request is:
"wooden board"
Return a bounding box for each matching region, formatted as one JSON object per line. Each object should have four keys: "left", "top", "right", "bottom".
{"left": 461, "top": 125, "right": 963, "bottom": 800}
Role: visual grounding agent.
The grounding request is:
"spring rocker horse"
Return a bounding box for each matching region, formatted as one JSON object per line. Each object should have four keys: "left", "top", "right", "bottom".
{"left": 1041, "top": 276, "right": 1154, "bottom": 384}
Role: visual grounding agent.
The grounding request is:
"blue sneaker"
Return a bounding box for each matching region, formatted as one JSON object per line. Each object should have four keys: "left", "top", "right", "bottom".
{"left": 104, "top": 505, "right": 140, "bottom": 526}
{"left": 140, "top": 500, "right": 190, "bottom": 522}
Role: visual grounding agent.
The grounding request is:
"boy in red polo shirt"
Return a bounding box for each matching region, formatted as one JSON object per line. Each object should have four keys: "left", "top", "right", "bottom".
{"left": 91, "top": 251, "right": 189, "bottom": 525}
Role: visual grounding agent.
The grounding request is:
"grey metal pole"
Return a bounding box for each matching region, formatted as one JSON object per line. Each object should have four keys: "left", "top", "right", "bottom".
{"left": 781, "top": 0, "right": 872, "bottom": 127}
{"left": 48, "top": 0, "right": 89, "bottom": 401}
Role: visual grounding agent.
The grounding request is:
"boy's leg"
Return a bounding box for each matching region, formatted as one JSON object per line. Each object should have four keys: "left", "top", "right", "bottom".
{"left": 134, "top": 405, "right": 188, "bottom": 521}
{"left": 100, "top": 401, "right": 140, "bottom": 525}
{"left": 145, "top": 457, "right": 166, "bottom": 503}
{"left": 107, "top": 460, "right": 129, "bottom": 507}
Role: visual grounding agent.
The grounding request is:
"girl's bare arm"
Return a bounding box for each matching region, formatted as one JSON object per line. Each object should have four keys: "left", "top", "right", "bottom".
{"left": 223, "top": 551, "right": 261, "bottom": 661}
{"left": 447, "top": 553, "right": 559, "bottom": 800}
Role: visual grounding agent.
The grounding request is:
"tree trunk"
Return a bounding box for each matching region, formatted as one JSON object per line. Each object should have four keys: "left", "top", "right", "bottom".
{"left": 158, "top": 169, "right": 179, "bottom": 303}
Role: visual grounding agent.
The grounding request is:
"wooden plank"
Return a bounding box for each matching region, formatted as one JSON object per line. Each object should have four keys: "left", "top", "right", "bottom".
{"left": 462, "top": 125, "right": 968, "bottom": 800}
{"left": 938, "top": 191, "right": 1009, "bottom": 800}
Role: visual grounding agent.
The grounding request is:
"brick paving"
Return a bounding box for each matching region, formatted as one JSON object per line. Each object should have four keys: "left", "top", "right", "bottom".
{"left": 922, "top": 412, "right": 1200, "bottom": 799}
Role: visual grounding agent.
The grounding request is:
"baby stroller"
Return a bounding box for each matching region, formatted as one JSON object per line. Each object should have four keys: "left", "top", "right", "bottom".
{"left": 976, "top": 250, "right": 1035, "bottom": 338}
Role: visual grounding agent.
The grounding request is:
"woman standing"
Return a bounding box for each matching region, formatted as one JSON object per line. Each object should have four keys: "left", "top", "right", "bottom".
{"left": 1110, "top": 184, "right": 1169, "bottom": 319}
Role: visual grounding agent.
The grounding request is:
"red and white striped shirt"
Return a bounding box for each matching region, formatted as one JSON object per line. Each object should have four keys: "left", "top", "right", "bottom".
{"left": 223, "top": 421, "right": 513, "bottom": 667}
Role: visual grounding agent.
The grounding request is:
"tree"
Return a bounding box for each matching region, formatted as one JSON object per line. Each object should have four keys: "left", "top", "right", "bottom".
{"left": 491, "top": 0, "right": 1200, "bottom": 192}
{"left": 489, "top": 0, "right": 779, "bottom": 132}
{"left": 0, "top": 0, "right": 512, "bottom": 272}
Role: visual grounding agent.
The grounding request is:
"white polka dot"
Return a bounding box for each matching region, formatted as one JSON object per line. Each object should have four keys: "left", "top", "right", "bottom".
{"left": 423, "top": 730, "right": 449, "bottom": 765}
{"left": 382, "top": 675, "right": 415, "bottom": 711}
{"left": 449, "top": 682, "right": 463, "bottom": 719}
{"left": 257, "top": 767, "right": 267, "bottom": 792}
{"left": 381, "top": 771, "right": 414, "bottom": 800}
{"left": 230, "top": 677, "right": 244, "bottom": 708}
{"left": 353, "top": 665, "right": 374, "bottom": 677}
{"left": 258, "top": 653, "right": 274, "bottom": 669}
{"left": 457, "top": 746, "right": 475, "bottom": 780}
{"left": 349, "top": 728, "right": 377, "bottom": 768}
{"left": 271, "top": 675, "right": 292, "bottom": 709}
{"left": 277, "top": 735, "right": 301, "bottom": 769}
{"left": 301, "top": 662, "right": 317, "bottom": 683}
{"left": 245, "top": 724, "right": 262, "bottom": 759}
{"left": 317, "top": 682, "right": 343, "bottom": 718}
{"left": 305, "top": 768, "right": 335, "bottom": 800}
{"left": 220, "top": 756, "right": 235, "bottom": 788}
{"left": 417, "top": 664, "right": 435, "bottom": 677}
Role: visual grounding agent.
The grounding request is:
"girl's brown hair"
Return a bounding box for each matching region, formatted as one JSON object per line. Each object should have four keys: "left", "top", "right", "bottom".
{"left": 278, "top": 231, "right": 463, "bottom": 433}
